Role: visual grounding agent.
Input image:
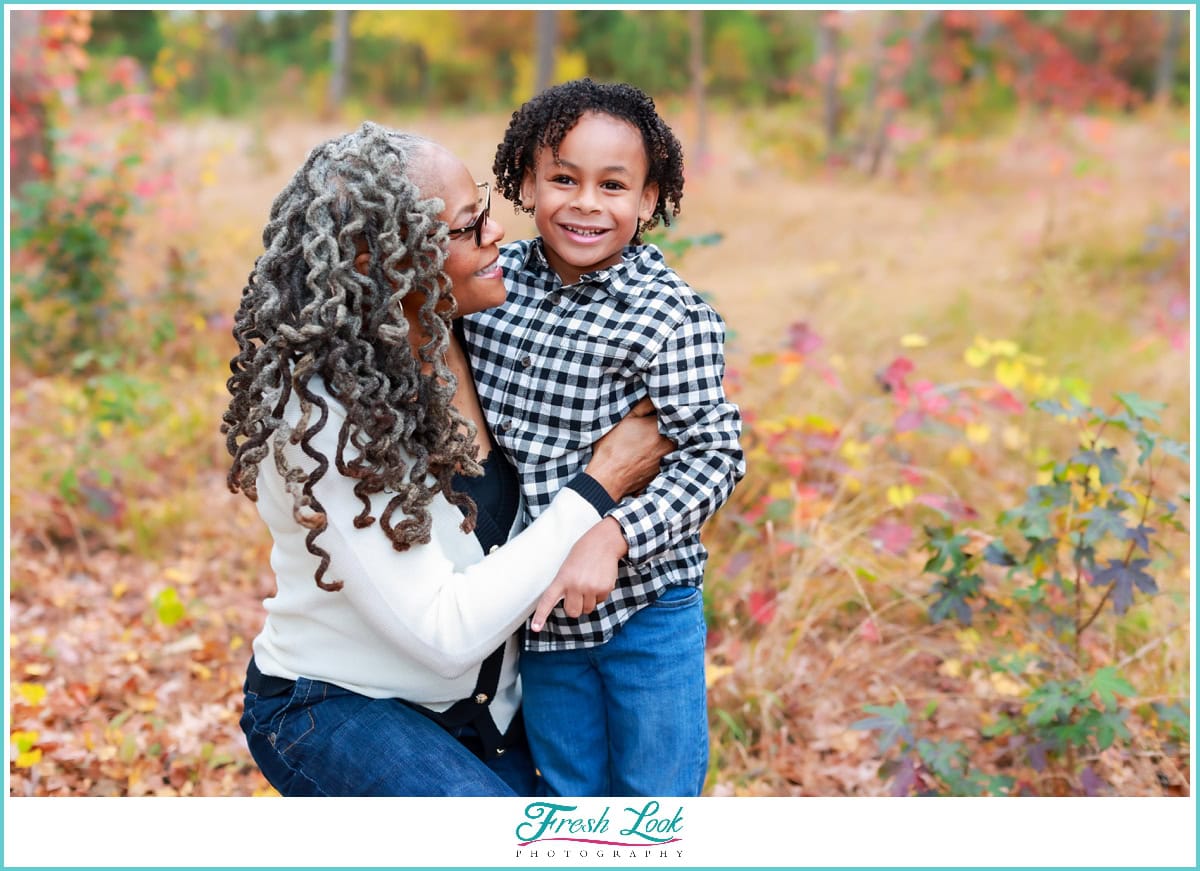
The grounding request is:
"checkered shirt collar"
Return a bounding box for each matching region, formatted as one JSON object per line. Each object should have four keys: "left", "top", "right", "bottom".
{"left": 517, "top": 237, "right": 665, "bottom": 303}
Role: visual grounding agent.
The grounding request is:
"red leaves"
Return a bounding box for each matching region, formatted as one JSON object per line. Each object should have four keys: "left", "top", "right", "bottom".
{"left": 747, "top": 589, "right": 777, "bottom": 626}
{"left": 787, "top": 321, "right": 824, "bottom": 356}
{"left": 877, "top": 356, "right": 915, "bottom": 402}
{"left": 869, "top": 519, "right": 915, "bottom": 556}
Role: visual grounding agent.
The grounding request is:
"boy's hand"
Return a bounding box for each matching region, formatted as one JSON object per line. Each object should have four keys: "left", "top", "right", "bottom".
{"left": 531, "top": 518, "right": 629, "bottom": 632}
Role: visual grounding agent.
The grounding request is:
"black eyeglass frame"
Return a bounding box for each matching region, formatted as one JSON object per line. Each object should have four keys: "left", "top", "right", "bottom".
{"left": 446, "top": 182, "right": 491, "bottom": 247}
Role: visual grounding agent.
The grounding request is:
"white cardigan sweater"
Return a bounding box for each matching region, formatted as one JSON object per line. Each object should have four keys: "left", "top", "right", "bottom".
{"left": 250, "top": 379, "right": 603, "bottom": 734}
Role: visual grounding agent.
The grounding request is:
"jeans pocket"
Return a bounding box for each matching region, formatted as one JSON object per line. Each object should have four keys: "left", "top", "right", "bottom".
{"left": 650, "top": 585, "right": 702, "bottom": 610}
{"left": 269, "top": 677, "right": 321, "bottom": 757}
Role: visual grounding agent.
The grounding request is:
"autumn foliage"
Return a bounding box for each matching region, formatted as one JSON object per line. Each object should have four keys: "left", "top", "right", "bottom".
{"left": 8, "top": 10, "right": 1191, "bottom": 798}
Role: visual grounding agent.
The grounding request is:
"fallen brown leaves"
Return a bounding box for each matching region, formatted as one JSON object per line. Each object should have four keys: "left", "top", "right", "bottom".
{"left": 9, "top": 445, "right": 278, "bottom": 796}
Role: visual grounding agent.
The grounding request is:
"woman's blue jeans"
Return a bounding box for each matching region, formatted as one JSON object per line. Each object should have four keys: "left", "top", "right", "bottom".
{"left": 519, "top": 584, "right": 709, "bottom": 797}
{"left": 240, "top": 667, "right": 536, "bottom": 796}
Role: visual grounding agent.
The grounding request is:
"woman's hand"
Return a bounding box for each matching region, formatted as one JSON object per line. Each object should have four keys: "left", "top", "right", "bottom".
{"left": 583, "top": 398, "right": 674, "bottom": 501}
{"left": 531, "top": 400, "right": 673, "bottom": 630}
{"left": 531, "top": 518, "right": 625, "bottom": 632}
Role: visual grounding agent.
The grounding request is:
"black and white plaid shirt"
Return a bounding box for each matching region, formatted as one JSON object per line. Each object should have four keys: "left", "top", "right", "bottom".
{"left": 463, "top": 238, "right": 745, "bottom": 651}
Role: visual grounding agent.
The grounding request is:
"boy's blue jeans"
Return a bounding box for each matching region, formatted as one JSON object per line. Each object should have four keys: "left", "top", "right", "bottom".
{"left": 519, "top": 584, "right": 709, "bottom": 797}
{"left": 240, "top": 666, "right": 536, "bottom": 796}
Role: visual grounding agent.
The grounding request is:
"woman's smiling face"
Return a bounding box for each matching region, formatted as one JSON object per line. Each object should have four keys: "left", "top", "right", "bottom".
{"left": 420, "top": 144, "right": 507, "bottom": 317}
{"left": 520, "top": 111, "right": 658, "bottom": 287}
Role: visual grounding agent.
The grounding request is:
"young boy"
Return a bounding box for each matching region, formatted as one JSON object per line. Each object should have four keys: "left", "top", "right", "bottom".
{"left": 463, "top": 79, "right": 744, "bottom": 796}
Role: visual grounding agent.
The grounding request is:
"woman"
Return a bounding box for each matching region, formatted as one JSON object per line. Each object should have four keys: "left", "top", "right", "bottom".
{"left": 222, "top": 121, "right": 671, "bottom": 796}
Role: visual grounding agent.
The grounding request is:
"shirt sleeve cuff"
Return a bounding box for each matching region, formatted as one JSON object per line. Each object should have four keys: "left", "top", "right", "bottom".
{"left": 565, "top": 473, "right": 617, "bottom": 516}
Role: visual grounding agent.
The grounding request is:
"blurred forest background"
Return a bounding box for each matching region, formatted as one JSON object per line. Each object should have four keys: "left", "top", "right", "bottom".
{"left": 7, "top": 8, "right": 1192, "bottom": 798}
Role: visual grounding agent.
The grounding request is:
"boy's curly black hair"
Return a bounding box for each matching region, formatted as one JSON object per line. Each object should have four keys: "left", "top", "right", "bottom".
{"left": 493, "top": 78, "right": 685, "bottom": 235}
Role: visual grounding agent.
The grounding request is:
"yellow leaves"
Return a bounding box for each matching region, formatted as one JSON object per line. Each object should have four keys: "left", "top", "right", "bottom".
{"left": 513, "top": 49, "right": 588, "bottom": 101}
{"left": 938, "top": 658, "right": 963, "bottom": 678}
{"left": 164, "top": 566, "right": 195, "bottom": 586}
{"left": 12, "top": 730, "right": 40, "bottom": 753}
{"left": 947, "top": 444, "right": 973, "bottom": 467}
{"left": 964, "top": 335, "right": 1093, "bottom": 407}
{"left": 965, "top": 336, "right": 1020, "bottom": 367}
{"left": 989, "top": 672, "right": 1025, "bottom": 698}
{"left": 839, "top": 438, "right": 870, "bottom": 468}
{"left": 16, "top": 682, "right": 47, "bottom": 707}
{"left": 768, "top": 480, "right": 794, "bottom": 501}
{"left": 757, "top": 416, "right": 794, "bottom": 436}
{"left": 1002, "top": 425, "right": 1027, "bottom": 452}
{"left": 229, "top": 635, "right": 244, "bottom": 652}
{"left": 779, "top": 362, "right": 803, "bottom": 387}
{"left": 354, "top": 10, "right": 459, "bottom": 60}
{"left": 15, "top": 749, "right": 43, "bottom": 768}
{"left": 964, "top": 343, "right": 991, "bottom": 369}
{"left": 965, "top": 422, "right": 991, "bottom": 445}
{"left": 153, "top": 586, "right": 187, "bottom": 626}
{"left": 955, "top": 628, "right": 981, "bottom": 655}
{"left": 750, "top": 351, "right": 777, "bottom": 368}
{"left": 1024, "top": 371, "right": 1060, "bottom": 399}
{"left": 706, "top": 663, "right": 735, "bottom": 688}
{"left": 994, "top": 358, "right": 1025, "bottom": 390}
{"left": 988, "top": 338, "right": 1017, "bottom": 357}
{"left": 886, "top": 484, "right": 915, "bottom": 509}
{"left": 23, "top": 662, "right": 50, "bottom": 677}
{"left": 900, "top": 333, "right": 929, "bottom": 348}
{"left": 112, "top": 581, "right": 129, "bottom": 600}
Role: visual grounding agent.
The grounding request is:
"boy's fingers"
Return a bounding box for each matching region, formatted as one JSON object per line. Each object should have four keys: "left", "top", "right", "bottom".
{"left": 531, "top": 585, "right": 562, "bottom": 632}
{"left": 630, "top": 398, "right": 655, "bottom": 417}
{"left": 563, "top": 591, "right": 583, "bottom": 619}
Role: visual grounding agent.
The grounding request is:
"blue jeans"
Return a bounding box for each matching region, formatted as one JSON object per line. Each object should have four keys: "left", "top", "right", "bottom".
{"left": 520, "top": 584, "right": 708, "bottom": 797}
{"left": 240, "top": 667, "right": 536, "bottom": 796}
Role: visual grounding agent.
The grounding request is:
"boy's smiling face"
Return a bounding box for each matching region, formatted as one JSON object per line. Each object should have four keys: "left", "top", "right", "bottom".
{"left": 521, "top": 111, "right": 659, "bottom": 286}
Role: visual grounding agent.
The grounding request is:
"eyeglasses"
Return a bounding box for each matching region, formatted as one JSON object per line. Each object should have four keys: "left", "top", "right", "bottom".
{"left": 446, "top": 182, "right": 490, "bottom": 247}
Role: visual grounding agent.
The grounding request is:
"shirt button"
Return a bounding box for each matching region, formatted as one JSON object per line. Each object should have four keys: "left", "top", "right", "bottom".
{"left": 520, "top": 355, "right": 533, "bottom": 369}
{"left": 548, "top": 293, "right": 561, "bottom": 307}
{"left": 497, "top": 420, "right": 513, "bottom": 433}
{"left": 488, "top": 545, "right": 499, "bottom": 554}
{"left": 495, "top": 747, "right": 507, "bottom": 757}
{"left": 475, "top": 693, "right": 489, "bottom": 705}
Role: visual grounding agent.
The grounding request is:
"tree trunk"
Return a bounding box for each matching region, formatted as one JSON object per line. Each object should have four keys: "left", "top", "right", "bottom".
{"left": 689, "top": 9, "right": 708, "bottom": 166}
{"left": 328, "top": 10, "right": 352, "bottom": 111}
{"left": 867, "top": 11, "right": 938, "bottom": 177}
{"left": 535, "top": 10, "right": 558, "bottom": 94}
{"left": 10, "top": 10, "right": 51, "bottom": 196}
{"left": 817, "top": 12, "right": 843, "bottom": 156}
{"left": 1154, "top": 9, "right": 1185, "bottom": 107}
{"left": 862, "top": 11, "right": 892, "bottom": 115}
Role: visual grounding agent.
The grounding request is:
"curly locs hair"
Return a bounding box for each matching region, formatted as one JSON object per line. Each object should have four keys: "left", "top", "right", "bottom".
{"left": 493, "top": 78, "right": 685, "bottom": 238}
{"left": 222, "top": 121, "right": 480, "bottom": 592}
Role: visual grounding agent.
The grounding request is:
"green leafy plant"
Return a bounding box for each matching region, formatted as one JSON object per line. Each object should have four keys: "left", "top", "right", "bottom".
{"left": 857, "top": 391, "right": 1189, "bottom": 795}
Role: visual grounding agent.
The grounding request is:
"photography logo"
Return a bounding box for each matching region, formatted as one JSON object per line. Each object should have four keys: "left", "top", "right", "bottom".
{"left": 514, "top": 800, "right": 685, "bottom": 860}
